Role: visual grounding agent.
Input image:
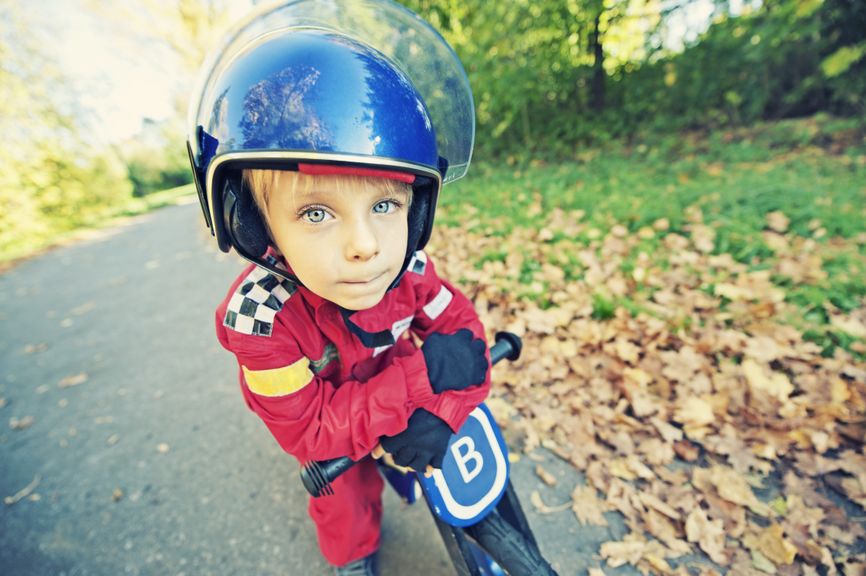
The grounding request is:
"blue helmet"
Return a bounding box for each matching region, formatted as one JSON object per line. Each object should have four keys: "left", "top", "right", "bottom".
{"left": 188, "top": 29, "right": 441, "bottom": 270}
{"left": 188, "top": 1, "right": 474, "bottom": 283}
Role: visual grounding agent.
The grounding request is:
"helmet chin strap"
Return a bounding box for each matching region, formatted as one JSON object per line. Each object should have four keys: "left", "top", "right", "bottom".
{"left": 239, "top": 250, "right": 302, "bottom": 287}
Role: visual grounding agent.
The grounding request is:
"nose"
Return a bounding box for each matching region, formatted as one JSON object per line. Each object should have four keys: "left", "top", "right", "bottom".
{"left": 344, "top": 216, "right": 379, "bottom": 262}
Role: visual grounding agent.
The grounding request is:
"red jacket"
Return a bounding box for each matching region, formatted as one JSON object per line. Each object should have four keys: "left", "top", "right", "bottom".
{"left": 215, "top": 251, "right": 491, "bottom": 463}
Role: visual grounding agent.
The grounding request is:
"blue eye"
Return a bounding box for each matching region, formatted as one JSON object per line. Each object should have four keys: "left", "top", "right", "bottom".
{"left": 303, "top": 208, "right": 328, "bottom": 223}
{"left": 373, "top": 200, "right": 395, "bottom": 214}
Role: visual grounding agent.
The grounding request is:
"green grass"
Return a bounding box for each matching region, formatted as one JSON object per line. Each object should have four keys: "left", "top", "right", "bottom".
{"left": 438, "top": 117, "right": 866, "bottom": 356}
{"left": 441, "top": 118, "right": 865, "bottom": 254}
{"left": 442, "top": 138, "right": 865, "bottom": 244}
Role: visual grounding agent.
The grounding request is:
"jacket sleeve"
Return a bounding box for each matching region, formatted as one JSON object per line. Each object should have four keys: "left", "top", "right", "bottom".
{"left": 408, "top": 252, "right": 491, "bottom": 432}
{"left": 216, "top": 310, "right": 436, "bottom": 463}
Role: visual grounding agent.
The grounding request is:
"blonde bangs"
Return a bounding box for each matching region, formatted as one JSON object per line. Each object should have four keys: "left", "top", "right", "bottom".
{"left": 243, "top": 168, "right": 413, "bottom": 214}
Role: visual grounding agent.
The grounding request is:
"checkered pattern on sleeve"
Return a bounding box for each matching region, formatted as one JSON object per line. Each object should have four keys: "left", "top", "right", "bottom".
{"left": 224, "top": 267, "right": 297, "bottom": 337}
{"left": 407, "top": 250, "right": 427, "bottom": 275}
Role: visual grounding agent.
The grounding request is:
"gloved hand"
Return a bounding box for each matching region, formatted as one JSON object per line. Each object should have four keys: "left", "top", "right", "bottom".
{"left": 380, "top": 409, "right": 453, "bottom": 471}
{"left": 422, "top": 328, "right": 488, "bottom": 394}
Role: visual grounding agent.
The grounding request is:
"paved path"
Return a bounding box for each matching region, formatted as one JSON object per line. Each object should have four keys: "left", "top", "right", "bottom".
{"left": 1, "top": 202, "right": 641, "bottom": 575}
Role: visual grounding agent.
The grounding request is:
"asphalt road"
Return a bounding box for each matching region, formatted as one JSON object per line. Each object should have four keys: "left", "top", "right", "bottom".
{"left": 0, "top": 201, "right": 642, "bottom": 575}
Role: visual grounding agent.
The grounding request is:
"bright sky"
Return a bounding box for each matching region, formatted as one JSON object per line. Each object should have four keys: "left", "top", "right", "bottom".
{"left": 25, "top": 0, "right": 253, "bottom": 143}
{"left": 28, "top": 0, "right": 729, "bottom": 144}
{"left": 665, "top": 0, "right": 751, "bottom": 49}
{"left": 665, "top": 0, "right": 716, "bottom": 49}
{"left": 27, "top": 1, "right": 174, "bottom": 142}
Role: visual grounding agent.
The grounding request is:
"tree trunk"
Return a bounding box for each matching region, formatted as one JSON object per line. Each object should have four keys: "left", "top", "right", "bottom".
{"left": 590, "top": 9, "right": 606, "bottom": 112}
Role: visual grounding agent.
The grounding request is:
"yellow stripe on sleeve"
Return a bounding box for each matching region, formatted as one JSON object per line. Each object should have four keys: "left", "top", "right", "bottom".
{"left": 242, "top": 358, "right": 314, "bottom": 397}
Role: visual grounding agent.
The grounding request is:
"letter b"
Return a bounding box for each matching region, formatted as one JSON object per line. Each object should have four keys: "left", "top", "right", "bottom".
{"left": 451, "top": 437, "right": 483, "bottom": 484}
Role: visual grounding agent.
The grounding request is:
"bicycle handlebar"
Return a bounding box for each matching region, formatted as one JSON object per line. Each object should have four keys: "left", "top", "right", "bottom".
{"left": 301, "top": 331, "right": 522, "bottom": 497}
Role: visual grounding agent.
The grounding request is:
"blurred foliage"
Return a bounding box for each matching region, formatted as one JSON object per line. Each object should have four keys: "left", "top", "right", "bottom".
{"left": 121, "top": 121, "right": 192, "bottom": 197}
{"left": 0, "top": 2, "right": 133, "bottom": 259}
{"left": 0, "top": 0, "right": 227, "bottom": 260}
{"left": 2, "top": 0, "right": 864, "bottom": 260}
{"left": 403, "top": 0, "right": 866, "bottom": 157}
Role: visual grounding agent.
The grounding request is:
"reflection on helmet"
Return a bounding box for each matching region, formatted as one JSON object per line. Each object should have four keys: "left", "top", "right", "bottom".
{"left": 199, "top": 30, "right": 440, "bottom": 183}
{"left": 239, "top": 63, "right": 330, "bottom": 150}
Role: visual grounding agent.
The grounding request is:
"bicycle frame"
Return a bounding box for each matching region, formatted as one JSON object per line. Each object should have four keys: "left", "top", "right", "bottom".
{"left": 388, "top": 466, "right": 536, "bottom": 576}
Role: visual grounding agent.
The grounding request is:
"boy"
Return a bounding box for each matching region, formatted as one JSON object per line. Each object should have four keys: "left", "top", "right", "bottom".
{"left": 186, "top": 11, "right": 488, "bottom": 576}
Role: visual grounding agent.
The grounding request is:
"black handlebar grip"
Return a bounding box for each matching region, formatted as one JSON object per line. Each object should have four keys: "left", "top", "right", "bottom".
{"left": 300, "top": 456, "right": 358, "bottom": 497}
{"left": 300, "top": 331, "right": 523, "bottom": 497}
{"left": 490, "top": 331, "right": 522, "bottom": 364}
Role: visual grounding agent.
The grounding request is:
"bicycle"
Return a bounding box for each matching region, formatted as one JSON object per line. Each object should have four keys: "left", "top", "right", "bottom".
{"left": 301, "top": 332, "right": 558, "bottom": 576}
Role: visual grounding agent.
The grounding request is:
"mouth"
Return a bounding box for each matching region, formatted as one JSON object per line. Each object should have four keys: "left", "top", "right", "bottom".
{"left": 340, "top": 271, "right": 386, "bottom": 285}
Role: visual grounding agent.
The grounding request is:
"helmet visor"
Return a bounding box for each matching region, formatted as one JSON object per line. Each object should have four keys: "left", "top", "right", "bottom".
{"left": 190, "top": 0, "right": 474, "bottom": 184}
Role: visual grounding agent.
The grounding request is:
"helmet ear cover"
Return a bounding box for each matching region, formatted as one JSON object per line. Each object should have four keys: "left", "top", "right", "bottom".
{"left": 221, "top": 171, "right": 271, "bottom": 260}
{"left": 407, "top": 176, "right": 436, "bottom": 253}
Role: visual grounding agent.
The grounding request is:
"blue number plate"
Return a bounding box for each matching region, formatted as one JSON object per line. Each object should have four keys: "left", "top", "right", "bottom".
{"left": 417, "top": 403, "right": 510, "bottom": 527}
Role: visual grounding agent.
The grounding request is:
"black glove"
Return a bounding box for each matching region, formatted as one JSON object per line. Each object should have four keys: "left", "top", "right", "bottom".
{"left": 422, "top": 328, "right": 488, "bottom": 394}
{"left": 380, "top": 409, "right": 453, "bottom": 471}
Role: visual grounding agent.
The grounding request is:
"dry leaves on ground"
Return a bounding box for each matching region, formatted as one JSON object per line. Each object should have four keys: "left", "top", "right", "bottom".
{"left": 428, "top": 206, "right": 866, "bottom": 574}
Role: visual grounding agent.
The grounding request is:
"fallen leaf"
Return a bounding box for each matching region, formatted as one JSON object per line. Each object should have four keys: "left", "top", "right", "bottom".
{"left": 639, "top": 493, "right": 680, "bottom": 520}
{"left": 673, "top": 440, "right": 701, "bottom": 462}
{"left": 742, "top": 360, "right": 792, "bottom": 403}
{"left": 530, "top": 490, "right": 572, "bottom": 514}
{"left": 830, "top": 315, "right": 866, "bottom": 339}
{"left": 644, "top": 507, "right": 691, "bottom": 555}
{"left": 652, "top": 417, "right": 684, "bottom": 443}
{"left": 23, "top": 343, "right": 48, "bottom": 354}
{"left": 609, "top": 458, "right": 638, "bottom": 481}
{"left": 4, "top": 475, "right": 40, "bottom": 505}
{"left": 661, "top": 346, "right": 706, "bottom": 384}
{"left": 653, "top": 218, "right": 670, "bottom": 231}
{"left": 70, "top": 301, "right": 95, "bottom": 316}
{"left": 685, "top": 508, "right": 729, "bottom": 565}
{"left": 58, "top": 373, "right": 88, "bottom": 388}
{"left": 691, "top": 224, "right": 716, "bottom": 253}
{"left": 673, "top": 396, "right": 715, "bottom": 428}
{"left": 600, "top": 539, "right": 647, "bottom": 568}
{"left": 9, "top": 416, "right": 34, "bottom": 430}
{"left": 750, "top": 549, "right": 777, "bottom": 574}
{"left": 572, "top": 484, "right": 610, "bottom": 526}
{"left": 766, "top": 211, "right": 790, "bottom": 233}
{"left": 693, "top": 465, "right": 771, "bottom": 517}
{"left": 744, "top": 524, "right": 798, "bottom": 566}
{"left": 535, "top": 465, "right": 557, "bottom": 486}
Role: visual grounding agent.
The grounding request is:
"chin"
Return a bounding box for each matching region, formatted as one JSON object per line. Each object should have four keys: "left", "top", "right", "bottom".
{"left": 335, "top": 292, "right": 386, "bottom": 312}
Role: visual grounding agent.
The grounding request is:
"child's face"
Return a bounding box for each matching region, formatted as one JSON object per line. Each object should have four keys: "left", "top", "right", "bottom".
{"left": 265, "top": 172, "right": 410, "bottom": 311}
